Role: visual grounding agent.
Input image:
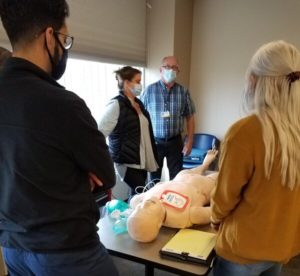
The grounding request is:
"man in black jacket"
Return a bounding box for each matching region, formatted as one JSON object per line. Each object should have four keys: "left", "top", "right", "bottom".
{"left": 0, "top": 0, "right": 118, "bottom": 275}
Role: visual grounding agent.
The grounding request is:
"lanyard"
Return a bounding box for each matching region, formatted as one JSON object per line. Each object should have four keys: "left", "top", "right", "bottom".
{"left": 159, "top": 82, "right": 171, "bottom": 112}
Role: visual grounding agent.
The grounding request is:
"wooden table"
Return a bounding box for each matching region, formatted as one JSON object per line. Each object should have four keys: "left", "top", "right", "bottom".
{"left": 98, "top": 215, "right": 213, "bottom": 276}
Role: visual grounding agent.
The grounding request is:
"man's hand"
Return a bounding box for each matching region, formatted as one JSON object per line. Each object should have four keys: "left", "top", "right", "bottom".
{"left": 182, "top": 141, "right": 193, "bottom": 156}
{"left": 88, "top": 172, "right": 103, "bottom": 191}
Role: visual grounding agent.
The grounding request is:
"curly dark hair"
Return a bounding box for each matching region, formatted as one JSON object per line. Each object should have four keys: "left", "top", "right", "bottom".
{"left": 115, "top": 66, "right": 141, "bottom": 90}
{"left": 0, "top": 0, "right": 69, "bottom": 47}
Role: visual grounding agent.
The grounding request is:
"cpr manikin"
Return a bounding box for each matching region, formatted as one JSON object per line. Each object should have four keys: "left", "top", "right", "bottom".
{"left": 127, "top": 150, "right": 218, "bottom": 242}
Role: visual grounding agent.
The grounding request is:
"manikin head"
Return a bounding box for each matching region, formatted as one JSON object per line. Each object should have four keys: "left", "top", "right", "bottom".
{"left": 127, "top": 196, "right": 165, "bottom": 243}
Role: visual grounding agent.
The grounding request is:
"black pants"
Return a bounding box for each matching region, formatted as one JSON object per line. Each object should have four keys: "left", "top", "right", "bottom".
{"left": 124, "top": 167, "right": 147, "bottom": 196}
{"left": 150, "top": 135, "right": 183, "bottom": 182}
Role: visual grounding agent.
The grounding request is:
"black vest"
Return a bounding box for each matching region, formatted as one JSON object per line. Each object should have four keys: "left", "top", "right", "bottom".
{"left": 109, "top": 92, "right": 158, "bottom": 165}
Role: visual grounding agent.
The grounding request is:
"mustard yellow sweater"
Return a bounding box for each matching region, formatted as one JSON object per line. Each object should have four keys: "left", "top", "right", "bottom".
{"left": 211, "top": 114, "right": 300, "bottom": 264}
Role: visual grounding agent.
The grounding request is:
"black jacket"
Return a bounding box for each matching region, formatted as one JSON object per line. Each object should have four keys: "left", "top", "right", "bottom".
{"left": 109, "top": 92, "right": 158, "bottom": 164}
{"left": 0, "top": 57, "right": 115, "bottom": 252}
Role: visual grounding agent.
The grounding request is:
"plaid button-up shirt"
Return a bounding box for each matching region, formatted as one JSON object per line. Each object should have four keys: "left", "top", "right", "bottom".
{"left": 140, "top": 80, "right": 195, "bottom": 139}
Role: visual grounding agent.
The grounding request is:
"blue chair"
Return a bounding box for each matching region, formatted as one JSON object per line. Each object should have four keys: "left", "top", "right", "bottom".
{"left": 183, "top": 133, "right": 220, "bottom": 169}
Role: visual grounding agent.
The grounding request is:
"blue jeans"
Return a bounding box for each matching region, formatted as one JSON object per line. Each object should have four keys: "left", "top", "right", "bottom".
{"left": 3, "top": 243, "right": 119, "bottom": 276}
{"left": 213, "top": 256, "right": 282, "bottom": 276}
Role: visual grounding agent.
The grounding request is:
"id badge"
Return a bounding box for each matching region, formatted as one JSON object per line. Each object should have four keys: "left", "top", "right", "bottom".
{"left": 161, "top": 111, "right": 170, "bottom": 118}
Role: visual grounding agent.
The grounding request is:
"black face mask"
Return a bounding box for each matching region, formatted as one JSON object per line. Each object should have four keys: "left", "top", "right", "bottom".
{"left": 46, "top": 35, "right": 68, "bottom": 80}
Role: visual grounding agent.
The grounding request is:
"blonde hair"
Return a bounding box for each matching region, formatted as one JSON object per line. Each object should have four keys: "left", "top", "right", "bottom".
{"left": 244, "top": 40, "right": 300, "bottom": 190}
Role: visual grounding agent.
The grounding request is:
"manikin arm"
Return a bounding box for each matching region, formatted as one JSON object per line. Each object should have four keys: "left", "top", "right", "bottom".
{"left": 190, "top": 206, "right": 212, "bottom": 225}
{"left": 178, "top": 149, "right": 218, "bottom": 177}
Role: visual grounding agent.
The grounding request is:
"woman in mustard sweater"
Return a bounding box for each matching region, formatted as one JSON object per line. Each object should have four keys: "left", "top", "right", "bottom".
{"left": 211, "top": 40, "right": 300, "bottom": 275}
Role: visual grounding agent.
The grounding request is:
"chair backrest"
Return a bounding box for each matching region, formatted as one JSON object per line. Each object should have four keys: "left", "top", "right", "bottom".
{"left": 192, "top": 133, "right": 220, "bottom": 150}
{"left": 183, "top": 133, "right": 220, "bottom": 170}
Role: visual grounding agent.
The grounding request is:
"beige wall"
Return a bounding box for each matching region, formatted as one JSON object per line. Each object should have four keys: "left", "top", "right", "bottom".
{"left": 190, "top": 0, "right": 300, "bottom": 139}
{"left": 145, "top": 0, "right": 193, "bottom": 87}
{"left": 145, "top": 0, "right": 176, "bottom": 85}
{"left": 174, "top": 0, "right": 194, "bottom": 88}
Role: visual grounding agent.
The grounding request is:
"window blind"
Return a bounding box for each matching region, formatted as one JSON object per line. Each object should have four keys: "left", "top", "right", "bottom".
{"left": 67, "top": 0, "right": 146, "bottom": 65}
{"left": 0, "top": 0, "right": 147, "bottom": 66}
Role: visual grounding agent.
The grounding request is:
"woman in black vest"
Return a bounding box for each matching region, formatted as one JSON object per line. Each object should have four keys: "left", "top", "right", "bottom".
{"left": 98, "top": 66, "right": 158, "bottom": 197}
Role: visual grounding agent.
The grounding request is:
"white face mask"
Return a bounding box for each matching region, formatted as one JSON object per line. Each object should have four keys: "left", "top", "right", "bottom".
{"left": 163, "top": 68, "right": 177, "bottom": 84}
{"left": 130, "top": 83, "right": 143, "bottom": 96}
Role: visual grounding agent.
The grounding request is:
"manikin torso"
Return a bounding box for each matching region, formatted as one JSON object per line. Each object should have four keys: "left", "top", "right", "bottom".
{"left": 127, "top": 149, "right": 218, "bottom": 242}
{"left": 130, "top": 172, "right": 216, "bottom": 228}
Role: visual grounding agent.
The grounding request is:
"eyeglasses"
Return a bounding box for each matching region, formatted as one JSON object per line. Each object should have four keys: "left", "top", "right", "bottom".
{"left": 54, "top": 31, "right": 74, "bottom": 50}
{"left": 162, "top": 65, "right": 179, "bottom": 72}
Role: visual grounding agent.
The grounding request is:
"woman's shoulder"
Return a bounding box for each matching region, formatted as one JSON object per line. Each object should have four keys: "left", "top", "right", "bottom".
{"left": 225, "top": 114, "right": 262, "bottom": 142}
{"left": 230, "top": 114, "right": 260, "bottom": 131}
{"left": 101, "top": 99, "right": 120, "bottom": 117}
{"left": 106, "top": 98, "right": 120, "bottom": 108}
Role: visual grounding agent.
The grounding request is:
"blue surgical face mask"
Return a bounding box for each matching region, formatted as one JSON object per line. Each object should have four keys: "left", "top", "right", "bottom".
{"left": 163, "top": 68, "right": 176, "bottom": 84}
{"left": 130, "top": 83, "right": 143, "bottom": 96}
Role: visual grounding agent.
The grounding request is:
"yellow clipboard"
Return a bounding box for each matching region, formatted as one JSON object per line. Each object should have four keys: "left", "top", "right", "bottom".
{"left": 160, "top": 229, "right": 216, "bottom": 265}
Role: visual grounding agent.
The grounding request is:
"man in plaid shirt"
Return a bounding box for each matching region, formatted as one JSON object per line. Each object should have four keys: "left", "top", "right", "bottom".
{"left": 141, "top": 56, "right": 195, "bottom": 181}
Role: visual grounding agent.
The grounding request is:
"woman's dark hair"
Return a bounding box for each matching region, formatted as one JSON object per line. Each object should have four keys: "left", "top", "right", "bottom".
{"left": 115, "top": 66, "right": 141, "bottom": 90}
{"left": 0, "top": 0, "right": 69, "bottom": 47}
